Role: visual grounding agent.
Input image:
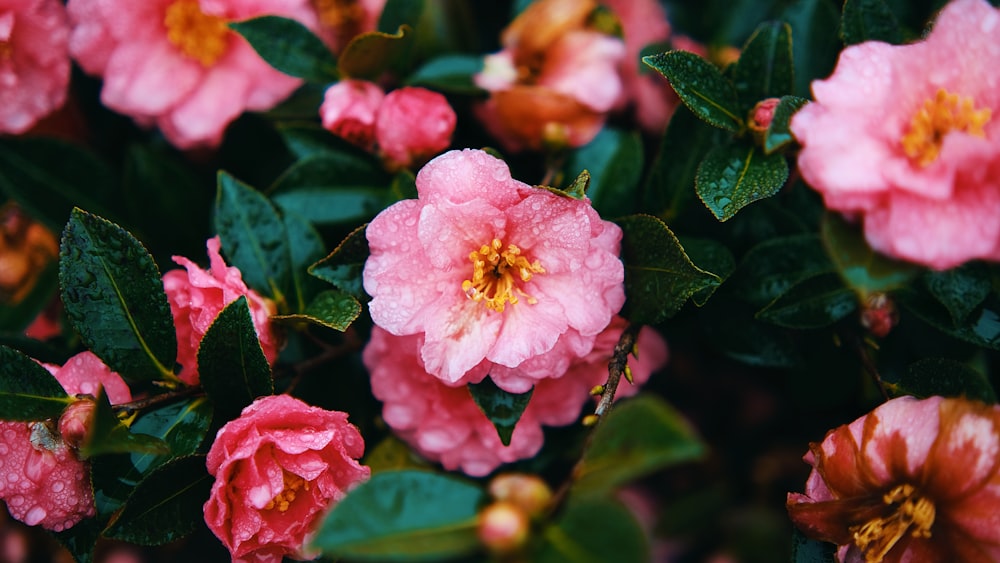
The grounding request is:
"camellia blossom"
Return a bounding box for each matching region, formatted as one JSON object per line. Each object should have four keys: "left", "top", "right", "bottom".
{"left": 204, "top": 394, "right": 370, "bottom": 563}
{"left": 363, "top": 149, "right": 625, "bottom": 386}
{"left": 374, "top": 86, "right": 456, "bottom": 171}
{"left": 66, "top": 0, "right": 319, "bottom": 149}
{"left": 787, "top": 395, "right": 1000, "bottom": 562}
{"left": 365, "top": 318, "right": 667, "bottom": 476}
{"left": 791, "top": 0, "right": 1000, "bottom": 270}
{"left": 162, "top": 236, "right": 279, "bottom": 386}
{"left": 0, "top": 0, "right": 70, "bottom": 134}
{"left": 320, "top": 79, "right": 384, "bottom": 151}
{"left": 0, "top": 351, "right": 131, "bottom": 532}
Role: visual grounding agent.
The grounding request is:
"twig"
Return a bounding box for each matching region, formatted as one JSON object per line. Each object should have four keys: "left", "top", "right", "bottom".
{"left": 116, "top": 385, "right": 203, "bottom": 417}
{"left": 282, "top": 327, "right": 363, "bottom": 394}
{"left": 591, "top": 322, "right": 641, "bottom": 421}
{"left": 854, "top": 335, "right": 890, "bottom": 401}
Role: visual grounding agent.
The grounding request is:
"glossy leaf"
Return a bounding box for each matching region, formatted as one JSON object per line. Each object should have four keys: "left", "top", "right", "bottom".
{"left": 643, "top": 106, "right": 720, "bottom": 221}
{"left": 891, "top": 358, "right": 997, "bottom": 404}
{"left": 574, "top": 394, "right": 705, "bottom": 494}
{"left": 80, "top": 387, "right": 170, "bottom": 458}
{"left": 792, "top": 529, "right": 837, "bottom": 563}
{"left": 54, "top": 519, "right": 102, "bottom": 563}
{"left": 339, "top": 26, "right": 415, "bottom": 80}
{"left": 565, "top": 128, "right": 643, "bottom": 218}
{"left": 230, "top": 16, "right": 338, "bottom": 82}
{"left": 617, "top": 214, "right": 723, "bottom": 325}
{"left": 643, "top": 50, "right": 743, "bottom": 132}
{"left": 60, "top": 208, "right": 176, "bottom": 381}
{"left": 198, "top": 296, "right": 273, "bottom": 417}
{"left": 703, "top": 301, "right": 804, "bottom": 368}
{"left": 678, "top": 237, "right": 736, "bottom": 306}
{"left": 311, "top": 470, "right": 484, "bottom": 561}
{"left": 696, "top": 143, "right": 789, "bottom": 222}
{"left": 922, "top": 263, "right": 991, "bottom": 326}
{"left": 103, "top": 455, "right": 213, "bottom": 545}
{"left": 728, "top": 235, "right": 834, "bottom": 308}
{"left": 820, "top": 214, "right": 918, "bottom": 297}
{"left": 309, "top": 224, "right": 370, "bottom": 301}
{"left": 543, "top": 170, "right": 589, "bottom": 200}
{"left": 274, "top": 187, "right": 390, "bottom": 227}
{"left": 897, "top": 289, "right": 1000, "bottom": 351}
{"left": 129, "top": 397, "right": 214, "bottom": 476}
{"left": 468, "top": 377, "right": 533, "bottom": 446}
{"left": 277, "top": 122, "right": 376, "bottom": 160}
{"left": 0, "top": 344, "right": 70, "bottom": 421}
{"left": 764, "top": 96, "right": 809, "bottom": 154}
{"left": 841, "top": 0, "right": 903, "bottom": 45}
{"left": 269, "top": 151, "right": 388, "bottom": 196}
{"left": 407, "top": 54, "right": 485, "bottom": 94}
{"left": 281, "top": 209, "right": 327, "bottom": 313}
{"left": 273, "top": 289, "right": 362, "bottom": 332}
{"left": 732, "top": 22, "right": 794, "bottom": 109}
{"left": 755, "top": 273, "right": 857, "bottom": 329}
{"left": 535, "top": 497, "right": 648, "bottom": 563}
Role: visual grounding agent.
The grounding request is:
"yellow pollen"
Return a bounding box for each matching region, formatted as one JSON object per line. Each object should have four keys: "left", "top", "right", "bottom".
{"left": 849, "top": 483, "right": 936, "bottom": 563}
{"left": 462, "top": 238, "right": 545, "bottom": 313}
{"left": 164, "top": 0, "right": 231, "bottom": 67}
{"left": 901, "top": 88, "right": 991, "bottom": 167}
{"left": 264, "top": 471, "right": 311, "bottom": 513}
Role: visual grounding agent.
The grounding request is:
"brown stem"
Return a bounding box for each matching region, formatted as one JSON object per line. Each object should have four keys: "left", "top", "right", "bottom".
{"left": 282, "top": 327, "right": 364, "bottom": 394}
{"left": 116, "top": 385, "right": 203, "bottom": 417}
{"left": 855, "top": 335, "right": 890, "bottom": 401}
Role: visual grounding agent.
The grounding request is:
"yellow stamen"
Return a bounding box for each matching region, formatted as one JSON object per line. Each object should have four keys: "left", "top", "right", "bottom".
{"left": 462, "top": 238, "right": 545, "bottom": 313}
{"left": 164, "top": 0, "right": 230, "bottom": 67}
{"left": 264, "top": 471, "right": 311, "bottom": 513}
{"left": 901, "top": 88, "right": 991, "bottom": 167}
{"left": 849, "top": 484, "right": 936, "bottom": 563}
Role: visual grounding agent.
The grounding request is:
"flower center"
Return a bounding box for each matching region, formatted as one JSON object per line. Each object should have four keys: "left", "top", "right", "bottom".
{"left": 264, "top": 471, "right": 310, "bottom": 513}
{"left": 849, "top": 483, "right": 935, "bottom": 563}
{"left": 164, "top": 0, "right": 231, "bottom": 67}
{"left": 462, "top": 238, "right": 545, "bottom": 313}
{"left": 901, "top": 88, "right": 991, "bottom": 167}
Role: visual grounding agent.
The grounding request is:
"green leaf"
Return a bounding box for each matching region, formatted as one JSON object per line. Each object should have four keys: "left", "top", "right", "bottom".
{"left": 704, "top": 303, "right": 804, "bottom": 368}
{"left": 269, "top": 151, "right": 388, "bottom": 196}
{"left": 272, "top": 289, "right": 362, "bottom": 332}
{"left": 339, "top": 26, "right": 415, "bottom": 80}
{"left": 407, "top": 54, "right": 485, "bottom": 94}
{"left": 731, "top": 22, "right": 794, "bottom": 110}
{"left": 643, "top": 50, "right": 742, "bottom": 132}
{"left": 378, "top": 0, "right": 425, "bottom": 33}
{"left": 922, "top": 263, "right": 992, "bottom": 326}
{"left": 198, "top": 296, "right": 273, "bottom": 418}
{"left": 781, "top": 0, "right": 840, "bottom": 97}
{"left": 309, "top": 224, "right": 370, "bottom": 301}
{"left": 468, "top": 377, "right": 533, "bottom": 446}
{"left": 565, "top": 128, "right": 643, "bottom": 218}
{"left": 80, "top": 387, "right": 170, "bottom": 458}
{"left": 728, "top": 235, "right": 835, "bottom": 308}
{"left": 841, "top": 0, "right": 904, "bottom": 45}
{"left": 542, "top": 170, "right": 589, "bottom": 200}
{"left": 60, "top": 208, "right": 177, "bottom": 381}
{"left": 616, "top": 214, "right": 722, "bottom": 325}
{"left": 764, "top": 96, "right": 808, "bottom": 154}
{"left": 103, "top": 455, "right": 213, "bottom": 545}
{"left": 53, "top": 518, "right": 103, "bottom": 563}
{"left": 277, "top": 122, "right": 377, "bottom": 160}
{"left": 273, "top": 187, "right": 391, "bottom": 227}
{"left": 820, "top": 213, "right": 918, "bottom": 297}
{"left": 897, "top": 290, "right": 1000, "bottom": 351}
{"left": 129, "top": 397, "right": 213, "bottom": 476}
{"left": 695, "top": 143, "right": 789, "bottom": 222}
{"left": 643, "top": 106, "right": 720, "bottom": 221}
{"left": 230, "top": 16, "right": 338, "bottom": 82}
{"left": 281, "top": 209, "right": 327, "bottom": 313}
{"left": 535, "top": 497, "right": 648, "bottom": 563}
{"left": 755, "top": 273, "right": 857, "bottom": 329}
{"left": 214, "top": 171, "right": 291, "bottom": 305}
{"left": 0, "top": 344, "right": 71, "bottom": 421}
{"left": 890, "top": 358, "right": 997, "bottom": 404}
{"left": 792, "top": 529, "right": 836, "bottom": 563}
{"left": 311, "top": 470, "right": 484, "bottom": 561}
{"left": 574, "top": 394, "right": 704, "bottom": 494}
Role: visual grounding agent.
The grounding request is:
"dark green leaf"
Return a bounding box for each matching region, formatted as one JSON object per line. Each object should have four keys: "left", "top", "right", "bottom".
{"left": 281, "top": 209, "right": 327, "bottom": 313}
{"left": 129, "top": 397, "right": 213, "bottom": 476}
{"left": 728, "top": 235, "right": 835, "bottom": 308}
{"left": 922, "top": 263, "right": 991, "bottom": 326}
{"left": 535, "top": 497, "right": 648, "bottom": 563}
{"left": 230, "top": 16, "right": 338, "bottom": 82}
{"left": 309, "top": 224, "right": 370, "bottom": 301}
{"left": 820, "top": 213, "right": 918, "bottom": 297}
{"left": 755, "top": 273, "right": 857, "bottom": 329}
{"left": 378, "top": 0, "right": 425, "bottom": 33}
{"left": 792, "top": 529, "right": 836, "bottom": 563}
{"left": 574, "top": 394, "right": 704, "bottom": 494}
{"left": 468, "top": 377, "right": 533, "bottom": 446}
{"left": 891, "top": 358, "right": 997, "bottom": 404}
{"left": 565, "top": 128, "right": 643, "bottom": 217}
{"left": 897, "top": 289, "right": 1000, "bottom": 351}
{"left": 617, "top": 214, "right": 722, "bottom": 324}
{"left": 643, "top": 50, "right": 743, "bottom": 131}
{"left": 678, "top": 237, "right": 736, "bottom": 307}
{"left": 643, "top": 106, "right": 720, "bottom": 221}
{"left": 841, "top": 0, "right": 904, "bottom": 45}
{"left": 704, "top": 305, "right": 804, "bottom": 368}
{"left": 407, "top": 55, "right": 485, "bottom": 94}
{"left": 732, "top": 22, "right": 794, "bottom": 110}
{"left": 0, "top": 344, "right": 70, "bottom": 420}
{"left": 103, "top": 455, "right": 213, "bottom": 545}
{"left": 339, "top": 26, "right": 415, "bottom": 80}
{"left": 277, "top": 122, "right": 376, "bottom": 160}
{"left": 53, "top": 518, "right": 103, "bottom": 563}
{"left": 764, "top": 96, "right": 809, "bottom": 154}
{"left": 198, "top": 296, "right": 273, "bottom": 417}
{"left": 60, "top": 208, "right": 177, "bottom": 381}
{"left": 781, "top": 0, "right": 840, "bottom": 97}
{"left": 272, "top": 289, "right": 362, "bottom": 332}
{"left": 311, "top": 470, "right": 484, "bottom": 561}
{"left": 269, "top": 151, "right": 388, "bottom": 196}
{"left": 390, "top": 169, "right": 418, "bottom": 201}
{"left": 80, "top": 387, "right": 170, "bottom": 458}
{"left": 214, "top": 171, "right": 291, "bottom": 305}
{"left": 364, "top": 435, "right": 432, "bottom": 474}
{"left": 696, "top": 143, "right": 789, "bottom": 222}
{"left": 273, "top": 187, "right": 390, "bottom": 227}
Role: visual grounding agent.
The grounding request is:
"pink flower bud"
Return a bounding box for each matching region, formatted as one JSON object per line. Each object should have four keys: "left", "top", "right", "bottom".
{"left": 478, "top": 501, "right": 530, "bottom": 554}
{"left": 860, "top": 293, "right": 898, "bottom": 338}
{"left": 57, "top": 397, "right": 95, "bottom": 450}
{"left": 320, "top": 79, "right": 385, "bottom": 150}
{"left": 375, "top": 87, "right": 456, "bottom": 171}
{"left": 749, "top": 97, "right": 781, "bottom": 132}
{"left": 488, "top": 474, "right": 553, "bottom": 518}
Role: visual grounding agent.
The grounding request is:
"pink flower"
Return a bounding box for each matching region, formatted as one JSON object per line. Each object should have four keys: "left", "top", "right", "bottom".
{"left": 320, "top": 79, "right": 384, "bottom": 150}
{"left": 204, "top": 394, "right": 370, "bottom": 563}
{"left": 375, "top": 86, "right": 456, "bottom": 171}
{"left": 67, "top": 0, "right": 319, "bottom": 150}
{"left": 363, "top": 149, "right": 625, "bottom": 386}
{"left": 0, "top": 0, "right": 70, "bottom": 134}
{"left": 787, "top": 395, "right": 1000, "bottom": 562}
{"left": 791, "top": 0, "right": 1000, "bottom": 270}
{"left": 310, "top": 0, "right": 385, "bottom": 54}
{"left": 162, "top": 236, "right": 280, "bottom": 386}
{"left": 364, "top": 319, "right": 667, "bottom": 477}
{"left": 0, "top": 351, "right": 131, "bottom": 532}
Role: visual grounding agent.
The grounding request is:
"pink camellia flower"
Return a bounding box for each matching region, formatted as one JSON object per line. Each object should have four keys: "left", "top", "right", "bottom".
{"left": 374, "top": 86, "right": 456, "bottom": 171}
{"left": 204, "top": 394, "right": 370, "bottom": 563}
{"left": 66, "top": 0, "right": 319, "bottom": 150}
{"left": 0, "top": 0, "right": 70, "bottom": 134}
{"left": 363, "top": 149, "right": 625, "bottom": 386}
{"left": 320, "top": 79, "right": 384, "bottom": 150}
{"left": 162, "top": 236, "right": 280, "bottom": 386}
{"left": 310, "top": 0, "right": 385, "bottom": 54}
{"left": 787, "top": 395, "right": 1000, "bottom": 562}
{"left": 364, "top": 319, "right": 667, "bottom": 476}
{"left": 0, "top": 351, "right": 131, "bottom": 532}
{"left": 791, "top": 0, "right": 1000, "bottom": 270}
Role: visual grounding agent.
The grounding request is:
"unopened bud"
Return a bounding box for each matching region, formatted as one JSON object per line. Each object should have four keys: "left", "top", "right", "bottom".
{"left": 582, "top": 414, "right": 599, "bottom": 427}
{"left": 860, "top": 293, "right": 898, "bottom": 338}
{"left": 58, "top": 397, "right": 96, "bottom": 449}
{"left": 478, "top": 501, "right": 530, "bottom": 554}
{"left": 589, "top": 384, "right": 604, "bottom": 396}
{"left": 748, "top": 97, "right": 781, "bottom": 133}
{"left": 623, "top": 364, "right": 634, "bottom": 384}
{"left": 488, "top": 474, "right": 553, "bottom": 517}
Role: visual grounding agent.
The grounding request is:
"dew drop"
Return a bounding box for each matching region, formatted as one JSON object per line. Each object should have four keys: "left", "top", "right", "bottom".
{"left": 52, "top": 481, "right": 65, "bottom": 493}
{"left": 24, "top": 506, "right": 46, "bottom": 526}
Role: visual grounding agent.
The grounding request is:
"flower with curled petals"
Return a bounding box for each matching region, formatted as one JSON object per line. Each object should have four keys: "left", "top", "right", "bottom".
{"left": 787, "top": 395, "right": 1000, "bottom": 562}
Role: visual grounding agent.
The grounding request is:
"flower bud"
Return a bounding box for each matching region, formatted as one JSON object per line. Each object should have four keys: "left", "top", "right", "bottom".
{"left": 58, "top": 397, "right": 95, "bottom": 449}
{"left": 320, "top": 79, "right": 385, "bottom": 151}
{"left": 478, "top": 501, "right": 531, "bottom": 554}
{"left": 748, "top": 97, "right": 781, "bottom": 133}
{"left": 860, "top": 292, "right": 898, "bottom": 338}
{"left": 375, "top": 87, "right": 456, "bottom": 171}
{"left": 488, "top": 473, "right": 553, "bottom": 518}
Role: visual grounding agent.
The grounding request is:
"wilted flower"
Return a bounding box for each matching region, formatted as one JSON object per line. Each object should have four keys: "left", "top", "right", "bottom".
{"left": 363, "top": 149, "right": 625, "bottom": 385}
{"left": 320, "top": 79, "right": 384, "bottom": 150}
{"left": 787, "top": 395, "right": 1000, "bottom": 562}
{"left": 791, "top": 0, "right": 1000, "bottom": 270}
{"left": 375, "top": 86, "right": 456, "bottom": 171}
{"left": 162, "top": 236, "right": 280, "bottom": 386}
{"left": 204, "top": 394, "right": 370, "bottom": 563}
